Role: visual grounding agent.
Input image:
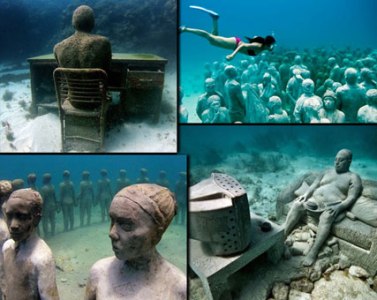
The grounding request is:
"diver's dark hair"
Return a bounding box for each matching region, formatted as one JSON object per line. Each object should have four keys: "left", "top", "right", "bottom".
{"left": 245, "top": 35, "right": 276, "bottom": 46}
{"left": 264, "top": 36, "right": 276, "bottom": 46}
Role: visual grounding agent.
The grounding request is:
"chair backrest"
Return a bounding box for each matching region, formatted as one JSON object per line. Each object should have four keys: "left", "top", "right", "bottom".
{"left": 53, "top": 68, "right": 108, "bottom": 110}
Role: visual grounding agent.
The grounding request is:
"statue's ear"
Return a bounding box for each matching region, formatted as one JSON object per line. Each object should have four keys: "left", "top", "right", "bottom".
{"left": 32, "top": 207, "right": 42, "bottom": 227}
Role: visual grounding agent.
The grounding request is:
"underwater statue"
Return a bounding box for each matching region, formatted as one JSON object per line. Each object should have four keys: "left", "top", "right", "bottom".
{"left": 59, "top": 170, "right": 76, "bottom": 231}
{"left": 97, "top": 169, "right": 113, "bottom": 222}
{"left": 174, "top": 172, "right": 187, "bottom": 226}
{"left": 40, "top": 173, "right": 59, "bottom": 238}
{"left": 79, "top": 171, "right": 94, "bottom": 227}
{"left": 289, "top": 55, "right": 309, "bottom": 76}
{"left": 357, "top": 89, "right": 377, "bottom": 123}
{"left": 336, "top": 68, "right": 366, "bottom": 122}
{"left": 179, "top": 87, "right": 189, "bottom": 123}
{"left": 224, "top": 65, "right": 245, "bottom": 122}
{"left": 85, "top": 184, "right": 186, "bottom": 300}
{"left": 53, "top": 5, "right": 112, "bottom": 74}
{"left": 267, "top": 96, "right": 289, "bottom": 123}
{"left": 156, "top": 170, "right": 170, "bottom": 188}
{"left": 1, "top": 189, "right": 59, "bottom": 300}
{"left": 136, "top": 168, "right": 150, "bottom": 184}
{"left": 27, "top": 173, "right": 37, "bottom": 191}
{"left": 179, "top": 6, "right": 275, "bottom": 61}
{"left": 286, "top": 69, "right": 304, "bottom": 114}
{"left": 11, "top": 178, "right": 24, "bottom": 191}
{"left": 201, "top": 95, "right": 231, "bottom": 124}
{"left": 0, "top": 180, "right": 12, "bottom": 298}
{"left": 196, "top": 78, "right": 225, "bottom": 121}
{"left": 322, "top": 90, "right": 345, "bottom": 123}
{"left": 284, "top": 149, "right": 362, "bottom": 266}
{"left": 116, "top": 169, "right": 131, "bottom": 193}
{"left": 258, "top": 72, "right": 278, "bottom": 103}
{"left": 293, "top": 79, "right": 324, "bottom": 123}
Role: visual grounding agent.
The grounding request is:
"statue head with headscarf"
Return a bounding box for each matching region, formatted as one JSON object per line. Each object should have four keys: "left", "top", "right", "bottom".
{"left": 109, "top": 184, "right": 177, "bottom": 261}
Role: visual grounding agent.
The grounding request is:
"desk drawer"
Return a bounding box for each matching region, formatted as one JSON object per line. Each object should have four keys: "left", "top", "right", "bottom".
{"left": 126, "top": 70, "right": 164, "bottom": 89}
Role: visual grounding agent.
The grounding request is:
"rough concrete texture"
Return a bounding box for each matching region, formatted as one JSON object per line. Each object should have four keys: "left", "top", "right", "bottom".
{"left": 311, "top": 271, "right": 376, "bottom": 300}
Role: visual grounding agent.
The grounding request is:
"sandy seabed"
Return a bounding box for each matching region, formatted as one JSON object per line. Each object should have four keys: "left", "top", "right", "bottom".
{"left": 0, "top": 66, "right": 177, "bottom": 152}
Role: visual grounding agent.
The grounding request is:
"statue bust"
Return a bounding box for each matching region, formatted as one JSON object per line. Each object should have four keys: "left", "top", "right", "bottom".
{"left": 54, "top": 5, "right": 112, "bottom": 72}
{"left": 85, "top": 184, "right": 186, "bottom": 300}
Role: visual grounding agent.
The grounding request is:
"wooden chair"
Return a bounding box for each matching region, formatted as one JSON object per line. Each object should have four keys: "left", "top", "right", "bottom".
{"left": 53, "top": 68, "right": 110, "bottom": 152}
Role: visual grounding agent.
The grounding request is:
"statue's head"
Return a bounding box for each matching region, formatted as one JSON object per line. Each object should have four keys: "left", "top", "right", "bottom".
{"left": 268, "top": 96, "right": 282, "bottom": 112}
{"left": 72, "top": 5, "right": 95, "bottom": 33}
{"left": 43, "top": 173, "right": 52, "bottom": 184}
{"left": 302, "top": 79, "right": 315, "bottom": 95}
{"left": 109, "top": 184, "right": 177, "bottom": 261}
{"left": 12, "top": 179, "right": 25, "bottom": 191}
{"left": 82, "top": 170, "right": 90, "bottom": 180}
{"left": 4, "top": 189, "right": 43, "bottom": 242}
{"left": 366, "top": 89, "right": 377, "bottom": 107}
{"left": 27, "top": 173, "right": 37, "bottom": 185}
{"left": 335, "top": 149, "right": 352, "bottom": 173}
{"left": 63, "top": 170, "right": 70, "bottom": 179}
{"left": 344, "top": 68, "right": 358, "bottom": 85}
{"left": 205, "top": 78, "right": 216, "bottom": 92}
{"left": 224, "top": 65, "right": 237, "bottom": 79}
{"left": 323, "top": 90, "right": 337, "bottom": 110}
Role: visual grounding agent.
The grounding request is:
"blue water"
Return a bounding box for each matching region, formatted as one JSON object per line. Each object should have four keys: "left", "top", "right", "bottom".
{"left": 180, "top": 125, "right": 377, "bottom": 166}
{"left": 180, "top": 0, "right": 377, "bottom": 66}
{"left": 0, "top": 0, "right": 177, "bottom": 64}
{"left": 0, "top": 154, "right": 186, "bottom": 191}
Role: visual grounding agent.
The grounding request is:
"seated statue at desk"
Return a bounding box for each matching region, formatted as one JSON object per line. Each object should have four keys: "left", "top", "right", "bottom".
{"left": 54, "top": 5, "right": 112, "bottom": 73}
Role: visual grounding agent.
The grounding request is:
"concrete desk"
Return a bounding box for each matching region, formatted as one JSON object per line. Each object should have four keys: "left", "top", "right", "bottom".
{"left": 190, "top": 212, "right": 284, "bottom": 300}
{"left": 28, "top": 53, "right": 167, "bottom": 122}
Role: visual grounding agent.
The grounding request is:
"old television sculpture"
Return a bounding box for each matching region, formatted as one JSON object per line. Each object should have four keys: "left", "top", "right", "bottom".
{"left": 190, "top": 173, "right": 252, "bottom": 256}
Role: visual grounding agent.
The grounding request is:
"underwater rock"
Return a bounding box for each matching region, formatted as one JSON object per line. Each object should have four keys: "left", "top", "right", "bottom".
{"left": 2, "top": 90, "right": 14, "bottom": 101}
{"left": 311, "top": 271, "right": 376, "bottom": 300}
{"left": 348, "top": 265, "right": 370, "bottom": 279}
{"left": 290, "top": 277, "right": 314, "bottom": 294}
{"left": 288, "top": 289, "right": 311, "bottom": 300}
{"left": 271, "top": 282, "right": 289, "bottom": 300}
{"left": 338, "top": 253, "right": 351, "bottom": 270}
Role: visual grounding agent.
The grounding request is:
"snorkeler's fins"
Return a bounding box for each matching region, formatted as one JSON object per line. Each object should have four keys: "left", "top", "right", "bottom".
{"left": 189, "top": 5, "right": 219, "bottom": 18}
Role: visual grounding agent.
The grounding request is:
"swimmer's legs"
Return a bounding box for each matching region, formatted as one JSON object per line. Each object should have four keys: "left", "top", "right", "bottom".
{"left": 211, "top": 15, "right": 219, "bottom": 35}
{"left": 189, "top": 5, "right": 219, "bottom": 35}
{"left": 180, "top": 27, "right": 236, "bottom": 49}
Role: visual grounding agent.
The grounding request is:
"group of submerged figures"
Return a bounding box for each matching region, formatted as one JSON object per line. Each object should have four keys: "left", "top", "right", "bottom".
{"left": 0, "top": 169, "right": 187, "bottom": 299}
{"left": 180, "top": 7, "right": 377, "bottom": 123}
{"left": 1, "top": 168, "right": 187, "bottom": 237}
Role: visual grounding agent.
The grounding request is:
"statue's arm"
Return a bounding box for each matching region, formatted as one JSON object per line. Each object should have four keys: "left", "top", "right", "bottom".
{"left": 301, "top": 172, "right": 324, "bottom": 200}
{"left": 341, "top": 174, "right": 362, "bottom": 211}
{"left": 84, "top": 270, "right": 97, "bottom": 300}
{"left": 37, "top": 254, "right": 60, "bottom": 300}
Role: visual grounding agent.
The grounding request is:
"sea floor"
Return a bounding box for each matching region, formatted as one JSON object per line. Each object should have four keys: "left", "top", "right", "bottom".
{"left": 0, "top": 64, "right": 177, "bottom": 152}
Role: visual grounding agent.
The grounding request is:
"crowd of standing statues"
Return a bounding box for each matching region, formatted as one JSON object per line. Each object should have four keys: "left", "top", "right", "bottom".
{"left": 2, "top": 168, "right": 187, "bottom": 239}
{"left": 181, "top": 48, "right": 377, "bottom": 123}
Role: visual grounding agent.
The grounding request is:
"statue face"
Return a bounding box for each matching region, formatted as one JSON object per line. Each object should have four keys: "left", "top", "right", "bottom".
{"left": 324, "top": 98, "right": 335, "bottom": 110}
{"left": 334, "top": 151, "right": 351, "bottom": 173}
{"left": 4, "top": 197, "right": 35, "bottom": 242}
{"left": 109, "top": 198, "right": 158, "bottom": 261}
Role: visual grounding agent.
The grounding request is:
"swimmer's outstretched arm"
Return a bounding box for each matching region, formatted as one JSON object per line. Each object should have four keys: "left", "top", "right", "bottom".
{"left": 226, "top": 42, "right": 246, "bottom": 61}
